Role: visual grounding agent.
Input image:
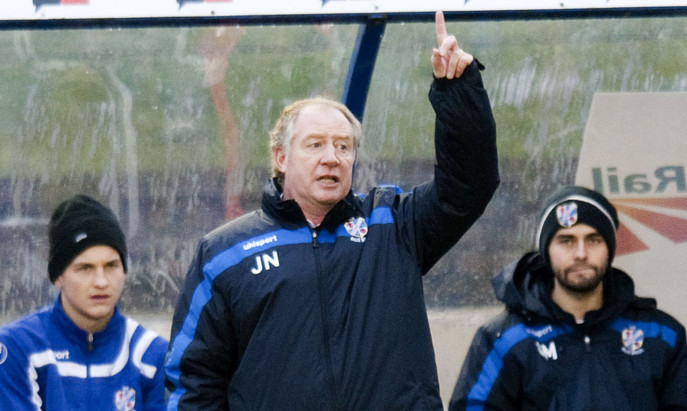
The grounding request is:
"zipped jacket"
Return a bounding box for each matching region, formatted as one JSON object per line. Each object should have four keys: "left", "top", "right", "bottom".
{"left": 0, "top": 297, "right": 168, "bottom": 410}
{"left": 449, "top": 252, "right": 687, "bottom": 410}
{"left": 165, "top": 60, "right": 499, "bottom": 410}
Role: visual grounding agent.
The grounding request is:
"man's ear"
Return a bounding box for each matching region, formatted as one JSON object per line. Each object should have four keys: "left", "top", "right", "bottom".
{"left": 274, "top": 147, "right": 287, "bottom": 173}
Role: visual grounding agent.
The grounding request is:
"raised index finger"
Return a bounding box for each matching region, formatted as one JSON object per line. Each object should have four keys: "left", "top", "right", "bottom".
{"left": 435, "top": 11, "right": 447, "bottom": 47}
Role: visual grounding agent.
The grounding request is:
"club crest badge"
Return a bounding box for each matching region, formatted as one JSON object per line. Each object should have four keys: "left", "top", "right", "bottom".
{"left": 556, "top": 202, "right": 578, "bottom": 228}
{"left": 621, "top": 326, "right": 645, "bottom": 356}
{"left": 344, "top": 217, "right": 368, "bottom": 243}
{"left": 114, "top": 386, "right": 136, "bottom": 411}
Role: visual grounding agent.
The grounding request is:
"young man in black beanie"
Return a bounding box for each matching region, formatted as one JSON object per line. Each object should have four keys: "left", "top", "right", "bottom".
{"left": 0, "top": 194, "right": 168, "bottom": 410}
{"left": 449, "top": 185, "right": 687, "bottom": 410}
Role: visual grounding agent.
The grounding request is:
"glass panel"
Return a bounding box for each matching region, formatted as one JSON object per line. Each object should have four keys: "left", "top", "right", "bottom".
{"left": 3, "top": 16, "right": 687, "bottom": 315}
{"left": 0, "top": 23, "right": 358, "bottom": 316}
{"left": 363, "top": 16, "right": 687, "bottom": 308}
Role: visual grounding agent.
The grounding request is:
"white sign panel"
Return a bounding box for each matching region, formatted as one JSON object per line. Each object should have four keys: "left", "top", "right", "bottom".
{"left": 4, "top": 0, "right": 687, "bottom": 22}
{"left": 576, "top": 92, "right": 687, "bottom": 325}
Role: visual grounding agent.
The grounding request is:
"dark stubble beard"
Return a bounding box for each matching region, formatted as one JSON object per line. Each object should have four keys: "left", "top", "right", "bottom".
{"left": 552, "top": 263, "right": 607, "bottom": 294}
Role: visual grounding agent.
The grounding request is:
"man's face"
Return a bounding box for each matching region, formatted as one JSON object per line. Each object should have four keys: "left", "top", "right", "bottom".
{"left": 54, "top": 245, "right": 125, "bottom": 333}
{"left": 548, "top": 223, "right": 609, "bottom": 294}
{"left": 275, "top": 104, "right": 356, "bottom": 218}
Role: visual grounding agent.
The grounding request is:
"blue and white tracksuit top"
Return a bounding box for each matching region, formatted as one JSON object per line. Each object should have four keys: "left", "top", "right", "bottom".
{"left": 165, "top": 61, "right": 500, "bottom": 410}
{"left": 449, "top": 252, "right": 687, "bottom": 411}
{"left": 0, "top": 297, "right": 168, "bottom": 410}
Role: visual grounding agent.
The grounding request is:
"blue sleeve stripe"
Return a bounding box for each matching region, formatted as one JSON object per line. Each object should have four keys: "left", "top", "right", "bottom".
{"left": 166, "top": 226, "right": 312, "bottom": 409}
{"left": 370, "top": 206, "right": 394, "bottom": 224}
{"left": 204, "top": 227, "right": 311, "bottom": 276}
{"left": 167, "top": 390, "right": 184, "bottom": 410}
{"left": 466, "top": 323, "right": 572, "bottom": 409}
{"left": 610, "top": 318, "right": 678, "bottom": 348}
{"left": 466, "top": 324, "right": 529, "bottom": 408}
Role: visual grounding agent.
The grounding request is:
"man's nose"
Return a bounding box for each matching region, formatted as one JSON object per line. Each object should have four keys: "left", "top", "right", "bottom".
{"left": 573, "top": 240, "right": 588, "bottom": 259}
{"left": 321, "top": 143, "right": 340, "bottom": 165}
{"left": 93, "top": 268, "right": 109, "bottom": 287}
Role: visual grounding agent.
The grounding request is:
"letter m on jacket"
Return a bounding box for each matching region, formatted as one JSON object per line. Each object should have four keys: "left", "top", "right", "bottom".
{"left": 536, "top": 341, "right": 558, "bottom": 360}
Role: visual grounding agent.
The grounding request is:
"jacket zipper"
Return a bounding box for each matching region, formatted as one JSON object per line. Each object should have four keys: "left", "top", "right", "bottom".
{"left": 86, "top": 332, "right": 94, "bottom": 406}
{"left": 584, "top": 335, "right": 591, "bottom": 352}
{"left": 312, "top": 230, "right": 320, "bottom": 248}
{"left": 312, "top": 229, "right": 342, "bottom": 410}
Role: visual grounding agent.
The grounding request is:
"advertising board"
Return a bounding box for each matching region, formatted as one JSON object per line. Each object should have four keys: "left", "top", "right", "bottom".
{"left": 576, "top": 92, "right": 687, "bottom": 325}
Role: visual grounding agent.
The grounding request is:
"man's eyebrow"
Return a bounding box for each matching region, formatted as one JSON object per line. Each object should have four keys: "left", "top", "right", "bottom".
{"left": 553, "top": 232, "right": 573, "bottom": 238}
{"left": 302, "top": 133, "right": 325, "bottom": 140}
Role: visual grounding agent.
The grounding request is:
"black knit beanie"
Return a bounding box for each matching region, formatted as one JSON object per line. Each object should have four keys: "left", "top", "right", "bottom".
{"left": 536, "top": 186, "right": 619, "bottom": 267}
{"left": 48, "top": 195, "right": 128, "bottom": 283}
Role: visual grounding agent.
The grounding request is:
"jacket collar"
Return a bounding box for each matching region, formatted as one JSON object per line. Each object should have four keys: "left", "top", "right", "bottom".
{"left": 51, "top": 295, "right": 124, "bottom": 349}
{"left": 261, "top": 178, "right": 360, "bottom": 231}
{"left": 492, "top": 252, "right": 642, "bottom": 327}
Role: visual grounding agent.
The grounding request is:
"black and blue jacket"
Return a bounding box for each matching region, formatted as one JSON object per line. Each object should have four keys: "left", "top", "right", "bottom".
{"left": 165, "top": 61, "right": 499, "bottom": 410}
{"left": 449, "top": 252, "right": 687, "bottom": 411}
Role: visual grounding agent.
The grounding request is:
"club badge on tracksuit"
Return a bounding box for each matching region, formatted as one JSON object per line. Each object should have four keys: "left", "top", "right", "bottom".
{"left": 115, "top": 386, "right": 136, "bottom": 411}
{"left": 621, "top": 326, "right": 645, "bottom": 356}
{"left": 345, "top": 217, "right": 368, "bottom": 243}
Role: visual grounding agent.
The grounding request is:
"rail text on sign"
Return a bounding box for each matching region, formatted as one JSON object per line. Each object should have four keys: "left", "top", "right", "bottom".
{"left": 591, "top": 166, "right": 686, "bottom": 195}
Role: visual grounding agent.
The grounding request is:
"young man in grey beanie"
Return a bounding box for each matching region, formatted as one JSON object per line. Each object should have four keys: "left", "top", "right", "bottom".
{"left": 0, "top": 194, "right": 168, "bottom": 410}
{"left": 449, "top": 185, "right": 687, "bottom": 410}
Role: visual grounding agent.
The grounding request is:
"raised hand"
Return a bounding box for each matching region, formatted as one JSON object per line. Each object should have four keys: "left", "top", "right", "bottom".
{"left": 431, "top": 11, "right": 474, "bottom": 79}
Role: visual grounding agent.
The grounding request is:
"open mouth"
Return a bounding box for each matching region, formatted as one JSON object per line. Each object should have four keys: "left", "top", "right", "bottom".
{"left": 318, "top": 176, "right": 339, "bottom": 183}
